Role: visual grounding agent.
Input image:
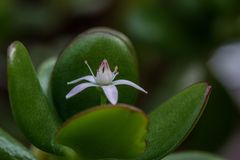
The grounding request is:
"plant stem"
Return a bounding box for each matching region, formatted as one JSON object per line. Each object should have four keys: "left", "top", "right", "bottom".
{"left": 97, "top": 88, "right": 107, "bottom": 105}
{"left": 100, "top": 92, "right": 107, "bottom": 105}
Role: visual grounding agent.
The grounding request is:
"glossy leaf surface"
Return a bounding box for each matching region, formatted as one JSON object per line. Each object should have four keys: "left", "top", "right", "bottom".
{"left": 162, "top": 151, "right": 225, "bottom": 160}
{"left": 50, "top": 28, "right": 139, "bottom": 120}
{"left": 7, "top": 42, "right": 62, "bottom": 154}
{"left": 56, "top": 105, "right": 148, "bottom": 159}
{"left": 138, "top": 83, "right": 211, "bottom": 160}
{"left": 0, "top": 128, "right": 36, "bottom": 160}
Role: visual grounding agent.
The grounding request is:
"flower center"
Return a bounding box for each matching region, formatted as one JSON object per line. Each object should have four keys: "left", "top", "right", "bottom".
{"left": 96, "top": 59, "right": 113, "bottom": 85}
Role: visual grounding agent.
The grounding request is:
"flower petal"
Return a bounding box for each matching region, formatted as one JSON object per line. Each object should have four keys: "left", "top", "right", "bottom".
{"left": 113, "top": 79, "right": 148, "bottom": 94}
{"left": 66, "top": 82, "right": 98, "bottom": 99}
{"left": 67, "top": 75, "right": 95, "bottom": 85}
{"left": 101, "top": 85, "right": 118, "bottom": 105}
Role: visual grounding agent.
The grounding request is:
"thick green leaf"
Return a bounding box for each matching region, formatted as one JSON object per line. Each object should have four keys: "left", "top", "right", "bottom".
{"left": 162, "top": 151, "right": 225, "bottom": 160}
{"left": 138, "top": 83, "right": 211, "bottom": 160}
{"left": 56, "top": 105, "right": 148, "bottom": 159}
{"left": 7, "top": 41, "right": 62, "bottom": 154}
{"left": 186, "top": 71, "right": 239, "bottom": 151}
{"left": 32, "top": 146, "right": 79, "bottom": 160}
{"left": 0, "top": 128, "right": 36, "bottom": 160}
{"left": 143, "top": 62, "right": 239, "bottom": 151}
{"left": 38, "top": 57, "right": 57, "bottom": 95}
{"left": 85, "top": 27, "right": 136, "bottom": 56}
{"left": 50, "top": 28, "right": 139, "bottom": 120}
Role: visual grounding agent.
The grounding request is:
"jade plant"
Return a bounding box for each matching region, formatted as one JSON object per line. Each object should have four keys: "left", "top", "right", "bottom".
{"left": 1, "top": 27, "right": 221, "bottom": 160}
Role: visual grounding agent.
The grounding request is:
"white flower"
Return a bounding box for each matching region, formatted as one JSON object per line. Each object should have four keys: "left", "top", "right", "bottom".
{"left": 66, "top": 59, "right": 147, "bottom": 105}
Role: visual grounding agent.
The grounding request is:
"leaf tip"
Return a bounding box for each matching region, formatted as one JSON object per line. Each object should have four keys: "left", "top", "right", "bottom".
{"left": 203, "top": 83, "right": 212, "bottom": 106}
{"left": 7, "top": 42, "right": 17, "bottom": 59}
{"left": 7, "top": 41, "right": 24, "bottom": 62}
{"left": 199, "top": 82, "right": 212, "bottom": 99}
{"left": 205, "top": 84, "right": 212, "bottom": 95}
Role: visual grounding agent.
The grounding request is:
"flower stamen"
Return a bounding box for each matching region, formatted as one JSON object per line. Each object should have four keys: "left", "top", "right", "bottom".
{"left": 66, "top": 59, "right": 147, "bottom": 105}
{"left": 84, "top": 60, "right": 95, "bottom": 77}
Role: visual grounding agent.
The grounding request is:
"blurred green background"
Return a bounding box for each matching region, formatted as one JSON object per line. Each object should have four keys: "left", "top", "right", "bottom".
{"left": 1, "top": 0, "right": 240, "bottom": 159}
